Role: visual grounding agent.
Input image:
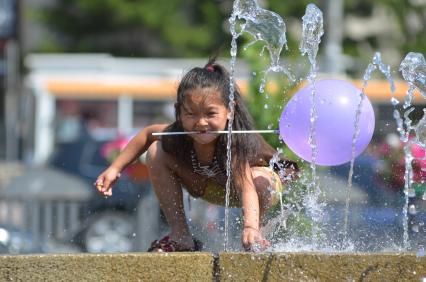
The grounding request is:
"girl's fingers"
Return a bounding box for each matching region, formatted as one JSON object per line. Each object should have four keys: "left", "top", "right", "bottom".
{"left": 95, "top": 179, "right": 104, "bottom": 192}
{"left": 243, "top": 229, "right": 270, "bottom": 252}
{"left": 103, "top": 179, "right": 113, "bottom": 192}
{"left": 248, "top": 233, "right": 255, "bottom": 246}
{"left": 242, "top": 234, "right": 248, "bottom": 246}
{"left": 95, "top": 172, "right": 120, "bottom": 198}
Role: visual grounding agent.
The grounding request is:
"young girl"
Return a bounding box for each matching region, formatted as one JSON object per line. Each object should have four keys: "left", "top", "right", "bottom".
{"left": 95, "top": 58, "right": 297, "bottom": 252}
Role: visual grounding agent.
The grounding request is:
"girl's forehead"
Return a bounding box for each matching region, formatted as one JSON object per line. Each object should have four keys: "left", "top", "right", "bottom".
{"left": 183, "top": 87, "right": 224, "bottom": 105}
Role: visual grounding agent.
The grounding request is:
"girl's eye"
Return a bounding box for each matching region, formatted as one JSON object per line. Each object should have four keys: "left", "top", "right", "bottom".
{"left": 208, "top": 112, "right": 218, "bottom": 116}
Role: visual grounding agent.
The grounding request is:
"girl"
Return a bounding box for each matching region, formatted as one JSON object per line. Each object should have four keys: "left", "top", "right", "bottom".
{"left": 95, "top": 58, "right": 297, "bottom": 252}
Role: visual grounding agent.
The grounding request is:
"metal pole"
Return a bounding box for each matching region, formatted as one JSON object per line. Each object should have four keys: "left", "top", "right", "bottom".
{"left": 323, "top": 0, "right": 344, "bottom": 74}
{"left": 4, "top": 39, "right": 19, "bottom": 160}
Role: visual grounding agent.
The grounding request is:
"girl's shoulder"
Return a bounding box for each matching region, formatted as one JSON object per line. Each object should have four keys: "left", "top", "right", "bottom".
{"left": 142, "top": 124, "right": 170, "bottom": 142}
{"left": 144, "top": 123, "right": 170, "bottom": 133}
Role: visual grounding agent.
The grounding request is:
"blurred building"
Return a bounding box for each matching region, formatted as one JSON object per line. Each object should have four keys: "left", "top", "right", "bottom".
{"left": 0, "top": 0, "right": 19, "bottom": 160}
{"left": 1, "top": 0, "right": 424, "bottom": 161}
{"left": 22, "top": 54, "right": 250, "bottom": 164}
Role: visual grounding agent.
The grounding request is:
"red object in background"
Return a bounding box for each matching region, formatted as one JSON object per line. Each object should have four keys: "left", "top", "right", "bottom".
{"left": 101, "top": 136, "right": 150, "bottom": 181}
{"left": 374, "top": 136, "right": 426, "bottom": 192}
{"left": 411, "top": 143, "right": 426, "bottom": 183}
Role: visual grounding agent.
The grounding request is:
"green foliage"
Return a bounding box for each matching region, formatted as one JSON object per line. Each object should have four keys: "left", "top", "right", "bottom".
{"left": 263, "top": 180, "right": 313, "bottom": 243}
{"left": 239, "top": 35, "right": 300, "bottom": 161}
{"left": 36, "top": 0, "right": 230, "bottom": 56}
{"left": 344, "top": 0, "right": 426, "bottom": 57}
{"left": 34, "top": 0, "right": 425, "bottom": 61}
{"left": 238, "top": 33, "right": 312, "bottom": 238}
{"left": 376, "top": 0, "right": 426, "bottom": 54}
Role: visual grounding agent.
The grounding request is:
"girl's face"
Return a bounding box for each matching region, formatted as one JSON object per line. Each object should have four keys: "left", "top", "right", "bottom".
{"left": 180, "top": 87, "right": 229, "bottom": 145}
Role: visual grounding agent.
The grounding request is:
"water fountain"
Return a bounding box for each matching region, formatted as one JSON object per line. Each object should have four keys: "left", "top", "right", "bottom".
{"left": 1, "top": 1, "right": 426, "bottom": 281}
{"left": 227, "top": 0, "right": 426, "bottom": 254}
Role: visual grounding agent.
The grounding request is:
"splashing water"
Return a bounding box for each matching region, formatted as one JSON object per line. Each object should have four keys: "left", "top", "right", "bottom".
{"left": 400, "top": 52, "right": 426, "bottom": 107}
{"left": 342, "top": 52, "right": 395, "bottom": 247}
{"left": 415, "top": 109, "right": 426, "bottom": 147}
{"left": 232, "top": 0, "right": 287, "bottom": 67}
{"left": 231, "top": 0, "right": 295, "bottom": 95}
{"left": 224, "top": 5, "right": 240, "bottom": 251}
{"left": 226, "top": 0, "right": 294, "bottom": 251}
{"left": 398, "top": 52, "right": 426, "bottom": 249}
{"left": 299, "top": 3, "right": 324, "bottom": 248}
{"left": 300, "top": 4, "right": 324, "bottom": 66}
{"left": 227, "top": 1, "right": 425, "bottom": 253}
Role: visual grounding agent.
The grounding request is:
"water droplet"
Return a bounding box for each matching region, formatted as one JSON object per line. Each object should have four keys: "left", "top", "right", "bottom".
{"left": 412, "top": 224, "right": 419, "bottom": 233}
{"left": 409, "top": 205, "right": 417, "bottom": 215}
{"left": 391, "top": 97, "right": 400, "bottom": 106}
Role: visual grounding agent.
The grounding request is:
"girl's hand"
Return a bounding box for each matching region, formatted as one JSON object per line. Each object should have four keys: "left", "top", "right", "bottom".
{"left": 94, "top": 167, "right": 121, "bottom": 197}
{"left": 242, "top": 226, "right": 270, "bottom": 252}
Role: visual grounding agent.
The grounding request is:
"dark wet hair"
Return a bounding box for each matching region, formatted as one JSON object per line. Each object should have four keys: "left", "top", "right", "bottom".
{"left": 162, "top": 57, "right": 280, "bottom": 187}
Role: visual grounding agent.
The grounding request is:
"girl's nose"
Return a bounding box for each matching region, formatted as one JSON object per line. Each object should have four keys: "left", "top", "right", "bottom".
{"left": 196, "top": 116, "right": 208, "bottom": 126}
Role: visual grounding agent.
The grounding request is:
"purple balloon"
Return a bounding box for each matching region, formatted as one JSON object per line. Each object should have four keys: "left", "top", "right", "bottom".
{"left": 279, "top": 79, "right": 375, "bottom": 166}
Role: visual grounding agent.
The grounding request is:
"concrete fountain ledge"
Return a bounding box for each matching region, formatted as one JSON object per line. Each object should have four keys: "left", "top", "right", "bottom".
{"left": 0, "top": 252, "right": 425, "bottom": 281}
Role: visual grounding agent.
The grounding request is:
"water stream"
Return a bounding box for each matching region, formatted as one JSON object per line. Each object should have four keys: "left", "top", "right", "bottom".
{"left": 226, "top": 0, "right": 425, "bottom": 252}
{"left": 398, "top": 52, "right": 426, "bottom": 249}
{"left": 342, "top": 52, "right": 395, "bottom": 245}
{"left": 226, "top": 0, "right": 293, "bottom": 251}
{"left": 298, "top": 3, "right": 324, "bottom": 248}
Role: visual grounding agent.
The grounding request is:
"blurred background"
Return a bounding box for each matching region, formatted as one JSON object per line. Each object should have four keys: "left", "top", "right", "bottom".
{"left": 0, "top": 0, "right": 425, "bottom": 254}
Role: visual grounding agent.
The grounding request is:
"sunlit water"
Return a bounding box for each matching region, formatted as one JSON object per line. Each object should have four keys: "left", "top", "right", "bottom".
{"left": 398, "top": 52, "right": 426, "bottom": 250}
{"left": 224, "top": 0, "right": 426, "bottom": 253}
{"left": 400, "top": 52, "right": 426, "bottom": 107}
{"left": 298, "top": 3, "right": 324, "bottom": 248}
{"left": 343, "top": 52, "right": 395, "bottom": 245}
{"left": 226, "top": 0, "right": 295, "bottom": 251}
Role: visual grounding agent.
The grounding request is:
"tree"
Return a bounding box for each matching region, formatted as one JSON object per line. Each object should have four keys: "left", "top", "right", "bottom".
{"left": 36, "top": 0, "right": 231, "bottom": 57}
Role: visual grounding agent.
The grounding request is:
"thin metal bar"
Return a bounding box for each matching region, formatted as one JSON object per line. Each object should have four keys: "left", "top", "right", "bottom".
{"left": 69, "top": 202, "right": 79, "bottom": 233}
{"left": 152, "top": 129, "right": 278, "bottom": 136}
{"left": 44, "top": 201, "right": 53, "bottom": 239}
{"left": 30, "top": 201, "right": 40, "bottom": 244}
{"left": 56, "top": 202, "right": 66, "bottom": 239}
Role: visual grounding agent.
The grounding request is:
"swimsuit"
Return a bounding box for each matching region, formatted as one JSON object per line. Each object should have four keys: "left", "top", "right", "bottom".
{"left": 190, "top": 150, "right": 283, "bottom": 207}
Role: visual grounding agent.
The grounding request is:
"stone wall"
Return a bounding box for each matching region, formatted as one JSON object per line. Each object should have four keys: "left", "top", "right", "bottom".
{"left": 0, "top": 252, "right": 425, "bottom": 281}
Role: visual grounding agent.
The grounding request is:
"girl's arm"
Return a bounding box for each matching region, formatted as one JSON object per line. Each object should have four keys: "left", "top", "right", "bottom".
{"left": 95, "top": 123, "right": 168, "bottom": 196}
{"left": 238, "top": 163, "right": 270, "bottom": 251}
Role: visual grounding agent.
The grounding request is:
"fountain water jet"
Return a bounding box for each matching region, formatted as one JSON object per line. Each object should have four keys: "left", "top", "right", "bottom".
{"left": 226, "top": 0, "right": 426, "bottom": 253}
{"left": 398, "top": 52, "right": 426, "bottom": 250}
{"left": 226, "top": 0, "right": 294, "bottom": 251}
{"left": 299, "top": 4, "right": 324, "bottom": 248}
{"left": 343, "top": 52, "right": 395, "bottom": 246}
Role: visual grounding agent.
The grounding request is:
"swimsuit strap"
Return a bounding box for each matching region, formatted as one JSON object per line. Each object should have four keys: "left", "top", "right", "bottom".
{"left": 190, "top": 150, "right": 225, "bottom": 178}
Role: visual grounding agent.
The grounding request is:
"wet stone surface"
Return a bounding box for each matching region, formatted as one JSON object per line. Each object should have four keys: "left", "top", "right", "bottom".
{"left": 218, "top": 252, "right": 426, "bottom": 281}
{"left": 1, "top": 252, "right": 426, "bottom": 281}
